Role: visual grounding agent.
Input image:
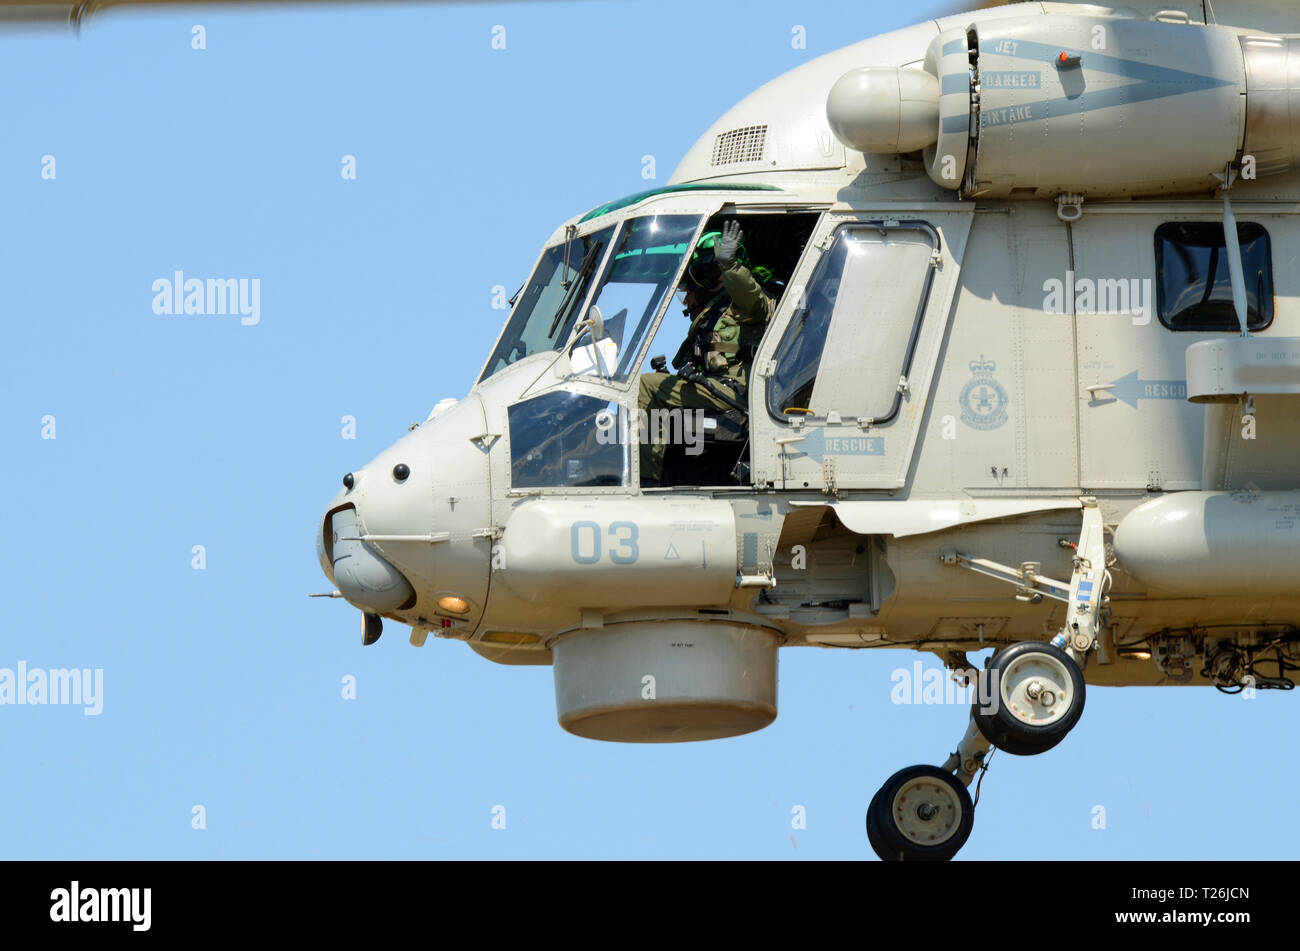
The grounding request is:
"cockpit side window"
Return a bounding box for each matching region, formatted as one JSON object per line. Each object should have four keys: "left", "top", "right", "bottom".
{"left": 480, "top": 225, "right": 616, "bottom": 382}
{"left": 765, "top": 235, "right": 849, "bottom": 414}
{"left": 508, "top": 391, "right": 628, "bottom": 488}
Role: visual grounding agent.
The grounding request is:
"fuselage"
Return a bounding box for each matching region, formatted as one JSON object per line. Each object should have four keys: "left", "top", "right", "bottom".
{"left": 318, "top": 0, "right": 1300, "bottom": 740}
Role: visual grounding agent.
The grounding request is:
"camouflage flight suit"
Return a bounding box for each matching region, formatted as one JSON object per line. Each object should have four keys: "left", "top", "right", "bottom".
{"left": 636, "top": 261, "right": 775, "bottom": 484}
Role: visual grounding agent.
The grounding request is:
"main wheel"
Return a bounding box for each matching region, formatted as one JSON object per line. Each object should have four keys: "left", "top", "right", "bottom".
{"left": 973, "top": 641, "right": 1085, "bottom": 756}
{"left": 866, "top": 765, "right": 974, "bottom": 861}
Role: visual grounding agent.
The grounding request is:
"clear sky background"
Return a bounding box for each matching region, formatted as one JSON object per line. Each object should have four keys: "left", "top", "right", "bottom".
{"left": 1, "top": 0, "right": 1293, "bottom": 861}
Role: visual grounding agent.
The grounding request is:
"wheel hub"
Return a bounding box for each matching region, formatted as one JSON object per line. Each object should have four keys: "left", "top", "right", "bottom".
{"left": 892, "top": 778, "right": 960, "bottom": 845}
{"left": 1001, "top": 653, "right": 1074, "bottom": 725}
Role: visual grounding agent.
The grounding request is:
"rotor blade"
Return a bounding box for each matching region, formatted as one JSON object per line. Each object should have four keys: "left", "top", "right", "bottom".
{"left": 0, "top": 2, "right": 78, "bottom": 23}
{"left": 0, "top": 0, "right": 1014, "bottom": 32}
{"left": 928, "top": 0, "right": 1030, "bottom": 21}
{"left": 0, "top": 0, "right": 533, "bottom": 29}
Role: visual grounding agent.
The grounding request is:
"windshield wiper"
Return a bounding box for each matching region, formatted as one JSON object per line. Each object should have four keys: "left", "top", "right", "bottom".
{"left": 548, "top": 238, "right": 604, "bottom": 338}
{"left": 559, "top": 224, "right": 578, "bottom": 290}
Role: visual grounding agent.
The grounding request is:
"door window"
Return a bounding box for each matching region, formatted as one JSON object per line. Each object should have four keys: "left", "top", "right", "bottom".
{"left": 767, "top": 223, "right": 938, "bottom": 424}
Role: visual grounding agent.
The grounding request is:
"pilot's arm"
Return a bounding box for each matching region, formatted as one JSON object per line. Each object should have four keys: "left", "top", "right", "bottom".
{"left": 716, "top": 221, "right": 774, "bottom": 328}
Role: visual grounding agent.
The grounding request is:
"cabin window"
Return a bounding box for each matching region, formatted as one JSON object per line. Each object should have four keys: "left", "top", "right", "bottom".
{"left": 1154, "top": 222, "right": 1274, "bottom": 331}
{"left": 766, "top": 222, "right": 938, "bottom": 423}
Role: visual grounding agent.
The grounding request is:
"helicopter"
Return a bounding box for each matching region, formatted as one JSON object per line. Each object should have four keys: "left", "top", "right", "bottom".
{"left": 21, "top": 0, "right": 1300, "bottom": 861}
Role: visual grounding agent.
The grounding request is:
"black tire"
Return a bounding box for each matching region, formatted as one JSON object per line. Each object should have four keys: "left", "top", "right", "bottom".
{"left": 972, "top": 641, "right": 1085, "bottom": 756}
{"left": 362, "top": 612, "right": 383, "bottom": 646}
{"left": 867, "top": 765, "right": 973, "bottom": 861}
{"left": 865, "top": 785, "right": 889, "bottom": 858}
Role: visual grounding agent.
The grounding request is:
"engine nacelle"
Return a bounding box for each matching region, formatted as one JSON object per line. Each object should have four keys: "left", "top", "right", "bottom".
{"left": 1114, "top": 490, "right": 1300, "bottom": 596}
{"left": 827, "top": 14, "right": 1300, "bottom": 199}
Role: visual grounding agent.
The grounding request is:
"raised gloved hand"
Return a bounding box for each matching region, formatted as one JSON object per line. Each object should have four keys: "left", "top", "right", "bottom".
{"left": 714, "top": 220, "right": 744, "bottom": 270}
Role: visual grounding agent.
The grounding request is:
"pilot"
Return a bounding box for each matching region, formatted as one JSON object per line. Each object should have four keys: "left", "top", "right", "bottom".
{"left": 636, "top": 220, "right": 775, "bottom": 485}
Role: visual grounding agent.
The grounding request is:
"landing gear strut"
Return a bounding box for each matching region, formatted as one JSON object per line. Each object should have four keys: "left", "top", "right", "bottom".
{"left": 868, "top": 501, "right": 1106, "bottom": 860}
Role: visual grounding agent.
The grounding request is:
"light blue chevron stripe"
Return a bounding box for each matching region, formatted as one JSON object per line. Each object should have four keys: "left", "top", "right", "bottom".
{"left": 941, "top": 114, "right": 970, "bottom": 134}
{"left": 975, "top": 37, "right": 1236, "bottom": 128}
{"left": 985, "top": 38, "right": 1235, "bottom": 87}
{"left": 941, "top": 73, "right": 970, "bottom": 95}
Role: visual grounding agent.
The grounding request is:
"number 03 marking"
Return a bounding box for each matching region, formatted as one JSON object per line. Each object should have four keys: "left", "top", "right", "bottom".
{"left": 569, "top": 521, "right": 640, "bottom": 565}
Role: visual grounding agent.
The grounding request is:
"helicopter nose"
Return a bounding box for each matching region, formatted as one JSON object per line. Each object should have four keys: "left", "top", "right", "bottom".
{"left": 328, "top": 506, "right": 415, "bottom": 613}
{"left": 315, "top": 393, "right": 492, "bottom": 638}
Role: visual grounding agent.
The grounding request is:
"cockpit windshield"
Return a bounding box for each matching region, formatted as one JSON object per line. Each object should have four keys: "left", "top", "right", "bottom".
{"left": 480, "top": 224, "right": 615, "bottom": 381}
{"left": 571, "top": 214, "right": 703, "bottom": 381}
{"left": 481, "top": 213, "right": 704, "bottom": 385}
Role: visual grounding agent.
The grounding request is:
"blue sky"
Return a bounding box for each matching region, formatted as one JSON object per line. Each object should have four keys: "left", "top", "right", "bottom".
{"left": 1, "top": 0, "right": 1294, "bottom": 860}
